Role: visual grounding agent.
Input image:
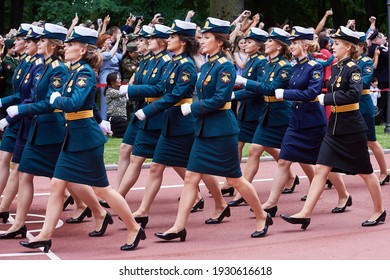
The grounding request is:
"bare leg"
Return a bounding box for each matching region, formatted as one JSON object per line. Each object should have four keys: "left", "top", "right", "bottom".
{"left": 116, "top": 143, "right": 133, "bottom": 189}
{"left": 66, "top": 183, "right": 107, "bottom": 231}
{"left": 133, "top": 162, "right": 166, "bottom": 217}
{"left": 163, "top": 171, "right": 202, "bottom": 233}
{"left": 291, "top": 164, "right": 332, "bottom": 218}
{"left": 0, "top": 164, "right": 20, "bottom": 213}
{"left": 226, "top": 176, "right": 267, "bottom": 231}
{"left": 65, "top": 187, "right": 88, "bottom": 218}
{"left": 368, "top": 141, "right": 388, "bottom": 181}
{"left": 263, "top": 159, "right": 293, "bottom": 209}
{"left": 29, "top": 178, "right": 68, "bottom": 241}
{"left": 359, "top": 173, "right": 385, "bottom": 220}
{"left": 327, "top": 172, "right": 350, "bottom": 207}
{"left": 117, "top": 155, "right": 146, "bottom": 198}
{"left": 4, "top": 171, "right": 33, "bottom": 233}
{"left": 93, "top": 186, "right": 141, "bottom": 245}
{"left": 202, "top": 174, "right": 227, "bottom": 218}
{"left": 0, "top": 151, "right": 12, "bottom": 197}
{"left": 173, "top": 166, "right": 203, "bottom": 203}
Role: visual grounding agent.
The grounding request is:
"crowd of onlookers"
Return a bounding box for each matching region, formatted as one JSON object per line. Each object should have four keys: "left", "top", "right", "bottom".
{"left": 1, "top": 9, "right": 389, "bottom": 136}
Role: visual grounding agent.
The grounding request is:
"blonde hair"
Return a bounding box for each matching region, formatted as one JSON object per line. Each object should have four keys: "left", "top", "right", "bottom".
{"left": 340, "top": 40, "right": 359, "bottom": 60}
{"left": 274, "top": 39, "right": 291, "bottom": 60}
{"left": 81, "top": 43, "right": 102, "bottom": 71}
{"left": 48, "top": 38, "right": 65, "bottom": 61}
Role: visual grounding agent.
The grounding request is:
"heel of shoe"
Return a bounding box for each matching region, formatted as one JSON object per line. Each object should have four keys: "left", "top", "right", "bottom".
{"left": 0, "top": 212, "right": 10, "bottom": 224}
{"left": 43, "top": 242, "right": 51, "bottom": 253}
{"left": 301, "top": 220, "right": 310, "bottom": 230}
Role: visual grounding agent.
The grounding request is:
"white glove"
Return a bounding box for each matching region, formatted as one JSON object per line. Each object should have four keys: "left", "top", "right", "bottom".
{"left": 119, "top": 85, "right": 128, "bottom": 95}
{"left": 275, "top": 89, "right": 284, "bottom": 99}
{"left": 135, "top": 109, "right": 146, "bottom": 120}
{"left": 99, "top": 120, "right": 113, "bottom": 136}
{"left": 50, "top": 92, "right": 61, "bottom": 104}
{"left": 235, "top": 75, "right": 247, "bottom": 86}
{"left": 0, "top": 99, "right": 2, "bottom": 108}
{"left": 181, "top": 103, "right": 192, "bottom": 116}
{"left": 0, "top": 118, "right": 9, "bottom": 131}
{"left": 231, "top": 92, "right": 235, "bottom": 100}
{"left": 6, "top": 106, "right": 19, "bottom": 118}
{"left": 318, "top": 93, "right": 325, "bottom": 105}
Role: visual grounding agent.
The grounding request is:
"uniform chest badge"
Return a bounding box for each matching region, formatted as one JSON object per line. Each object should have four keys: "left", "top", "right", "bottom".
{"left": 16, "top": 69, "right": 21, "bottom": 79}
{"left": 220, "top": 72, "right": 232, "bottom": 84}
{"left": 336, "top": 76, "right": 342, "bottom": 87}
{"left": 204, "top": 75, "right": 212, "bottom": 85}
{"left": 269, "top": 72, "right": 274, "bottom": 81}
{"left": 67, "top": 80, "right": 73, "bottom": 92}
{"left": 143, "top": 69, "right": 148, "bottom": 75}
{"left": 24, "top": 73, "right": 30, "bottom": 83}
{"left": 152, "top": 68, "right": 158, "bottom": 78}
{"left": 76, "top": 76, "right": 87, "bottom": 87}
{"left": 280, "top": 70, "right": 289, "bottom": 80}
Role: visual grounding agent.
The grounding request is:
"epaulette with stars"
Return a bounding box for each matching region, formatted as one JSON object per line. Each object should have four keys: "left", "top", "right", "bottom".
{"left": 35, "top": 58, "right": 43, "bottom": 65}
{"left": 362, "top": 57, "right": 370, "bottom": 62}
{"left": 347, "top": 61, "right": 356, "bottom": 67}
{"left": 180, "top": 58, "right": 188, "bottom": 64}
{"left": 162, "top": 54, "right": 171, "bottom": 62}
{"left": 278, "top": 60, "right": 286, "bottom": 66}
{"left": 51, "top": 60, "right": 60, "bottom": 68}
{"left": 308, "top": 60, "right": 318, "bottom": 66}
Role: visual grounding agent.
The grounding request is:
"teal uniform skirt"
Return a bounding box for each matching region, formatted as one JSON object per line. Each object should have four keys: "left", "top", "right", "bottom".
{"left": 132, "top": 129, "right": 161, "bottom": 158}
{"left": 187, "top": 134, "right": 242, "bottom": 178}
{"left": 252, "top": 123, "right": 288, "bottom": 149}
{"left": 122, "top": 116, "right": 139, "bottom": 145}
{"left": 18, "top": 142, "right": 62, "bottom": 177}
{"left": 153, "top": 134, "right": 194, "bottom": 168}
{"left": 237, "top": 120, "right": 258, "bottom": 143}
{"left": 53, "top": 145, "right": 109, "bottom": 187}
{"left": 362, "top": 113, "right": 376, "bottom": 141}
{"left": 0, "top": 122, "right": 19, "bottom": 153}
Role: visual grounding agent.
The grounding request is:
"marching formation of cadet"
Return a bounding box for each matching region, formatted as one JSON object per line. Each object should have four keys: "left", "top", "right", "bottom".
{"left": 0, "top": 9, "right": 387, "bottom": 253}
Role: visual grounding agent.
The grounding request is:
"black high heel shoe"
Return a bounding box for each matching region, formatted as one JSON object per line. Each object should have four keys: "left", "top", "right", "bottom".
{"left": 120, "top": 227, "right": 146, "bottom": 251}
{"left": 362, "top": 210, "right": 387, "bottom": 227}
{"left": 264, "top": 205, "right": 278, "bottom": 217}
{"left": 301, "top": 195, "right": 307, "bottom": 201}
{"left": 66, "top": 207, "right": 92, "bottom": 223}
{"left": 0, "top": 211, "right": 10, "bottom": 224}
{"left": 155, "top": 228, "right": 187, "bottom": 242}
{"left": 282, "top": 176, "right": 300, "bottom": 194}
{"left": 251, "top": 213, "right": 273, "bottom": 238}
{"left": 326, "top": 179, "right": 333, "bottom": 189}
{"left": 191, "top": 198, "right": 205, "bottom": 213}
{"left": 20, "top": 239, "right": 52, "bottom": 253}
{"left": 280, "top": 214, "right": 311, "bottom": 230}
{"left": 205, "top": 206, "right": 231, "bottom": 224}
{"left": 89, "top": 212, "right": 113, "bottom": 237}
{"left": 62, "top": 195, "right": 74, "bottom": 211}
{"left": 0, "top": 225, "right": 27, "bottom": 239}
{"left": 221, "top": 187, "right": 235, "bottom": 197}
{"left": 135, "top": 216, "right": 149, "bottom": 228}
{"left": 379, "top": 174, "right": 390, "bottom": 186}
{"left": 331, "top": 195, "right": 352, "bottom": 213}
{"left": 99, "top": 200, "right": 110, "bottom": 208}
{"left": 227, "top": 197, "right": 246, "bottom": 207}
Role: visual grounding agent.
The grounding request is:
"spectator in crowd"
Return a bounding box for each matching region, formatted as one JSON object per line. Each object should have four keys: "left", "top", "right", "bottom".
{"left": 105, "top": 72, "right": 129, "bottom": 138}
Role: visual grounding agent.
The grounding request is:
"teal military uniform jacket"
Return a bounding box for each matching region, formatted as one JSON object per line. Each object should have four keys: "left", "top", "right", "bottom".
{"left": 356, "top": 54, "right": 375, "bottom": 115}
{"left": 234, "top": 53, "right": 267, "bottom": 122}
{"left": 127, "top": 50, "right": 171, "bottom": 131}
{"left": 15, "top": 55, "right": 68, "bottom": 145}
{"left": 245, "top": 55, "right": 292, "bottom": 127}
{"left": 191, "top": 53, "right": 238, "bottom": 137}
{"left": 139, "top": 53, "right": 196, "bottom": 137}
{"left": 51, "top": 60, "right": 107, "bottom": 152}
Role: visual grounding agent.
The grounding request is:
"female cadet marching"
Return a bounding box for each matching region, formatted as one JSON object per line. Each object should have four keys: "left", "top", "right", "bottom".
{"left": 233, "top": 28, "right": 297, "bottom": 208}
{"left": 228, "top": 27, "right": 268, "bottom": 207}
{"left": 0, "top": 26, "right": 45, "bottom": 231}
{"left": 123, "top": 20, "right": 223, "bottom": 228}
{"left": 115, "top": 26, "right": 152, "bottom": 191}
{"left": 0, "top": 24, "right": 32, "bottom": 223}
{"left": 261, "top": 26, "right": 350, "bottom": 217}
{"left": 281, "top": 26, "right": 385, "bottom": 230}
{"left": 356, "top": 32, "right": 389, "bottom": 186}
{"left": 20, "top": 26, "right": 145, "bottom": 252}
{"left": 155, "top": 18, "right": 272, "bottom": 242}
